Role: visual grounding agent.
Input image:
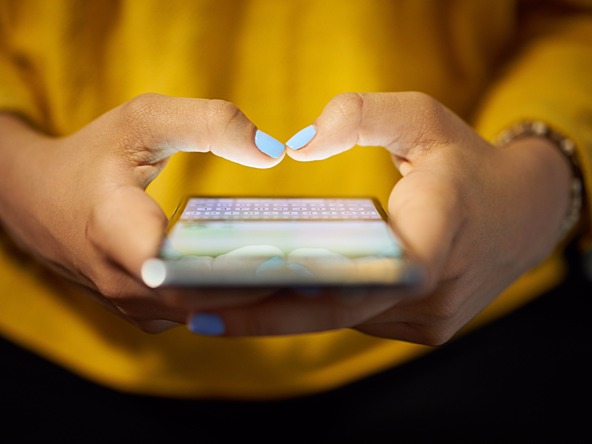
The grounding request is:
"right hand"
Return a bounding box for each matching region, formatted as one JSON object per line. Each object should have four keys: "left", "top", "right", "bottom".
{"left": 180, "top": 92, "right": 573, "bottom": 345}
{"left": 0, "top": 93, "right": 283, "bottom": 332}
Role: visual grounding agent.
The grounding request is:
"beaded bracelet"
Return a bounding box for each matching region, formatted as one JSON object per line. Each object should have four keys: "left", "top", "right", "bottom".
{"left": 494, "top": 120, "right": 584, "bottom": 240}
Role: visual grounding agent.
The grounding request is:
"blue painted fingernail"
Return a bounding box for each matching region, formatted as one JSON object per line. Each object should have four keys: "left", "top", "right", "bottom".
{"left": 255, "top": 129, "right": 284, "bottom": 159}
{"left": 189, "top": 313, "right": 225, "bottom": 336}
{"left": 286, "top": 125, "right": 316, "bottom": 150}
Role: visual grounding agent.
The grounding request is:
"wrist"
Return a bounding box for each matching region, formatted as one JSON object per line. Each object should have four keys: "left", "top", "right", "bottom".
{"left": 495, "top": 121, "right": 584, "bottom": 243}
{"left": 0, "top": 113, "right": 58, "bottom": 254}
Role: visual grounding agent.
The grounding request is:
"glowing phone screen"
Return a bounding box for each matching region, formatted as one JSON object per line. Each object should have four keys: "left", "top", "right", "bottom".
{"left": 142, "top": 197, "right": 418, "bottom": 288}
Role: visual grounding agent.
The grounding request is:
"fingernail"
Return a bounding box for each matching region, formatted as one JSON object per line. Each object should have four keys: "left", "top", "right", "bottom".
{"left": 286, "top": 125, "right": 316, "bottom": 150}
{"left": 255, "top": 129, "right": 284, "bottom": 159}
{"left": 256, "top": 256, "right": 285, "bottom": 275}
{"left": 189, "top": 313, "right": 225, "bottom": 336}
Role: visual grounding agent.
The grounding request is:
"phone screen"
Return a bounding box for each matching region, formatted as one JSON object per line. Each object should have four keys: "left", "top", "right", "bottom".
{"left": 142, "top": 197, "right": 422, "bottom": 288}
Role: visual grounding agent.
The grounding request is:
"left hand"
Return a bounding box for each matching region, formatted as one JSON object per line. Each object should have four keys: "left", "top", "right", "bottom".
{"left": 186, "top": 92, "right": 572, "bottom": 345}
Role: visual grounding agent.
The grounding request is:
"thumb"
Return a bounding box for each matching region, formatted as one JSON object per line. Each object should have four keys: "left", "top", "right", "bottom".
{"left": 94, "top": 94, "right": 285, "bottom": 186}
{"left": 286, "top": 91, "right": 463, "bottom": 163}
{"left": 88, "top": 186, "right": 167, "bottom": 277}
{"left": 286, "top": 91, "right": 469, "bottom": 286}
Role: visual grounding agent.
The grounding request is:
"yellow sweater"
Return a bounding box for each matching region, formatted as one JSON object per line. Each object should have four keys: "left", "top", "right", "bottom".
{"left": 1, "top": 0, "right": 591, "bottom": 399}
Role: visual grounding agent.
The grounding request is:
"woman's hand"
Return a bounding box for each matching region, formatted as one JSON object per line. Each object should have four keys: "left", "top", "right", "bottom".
{"left": 0, "top": 93, "right": 284, "bottom": 332}
{"left": 187, "top": 92, "right": 573, "bottom": 345}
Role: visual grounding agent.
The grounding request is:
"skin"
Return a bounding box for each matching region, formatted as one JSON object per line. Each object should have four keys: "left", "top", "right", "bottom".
{"left": 0, "top": 91, "right": 573, "bottom": 344}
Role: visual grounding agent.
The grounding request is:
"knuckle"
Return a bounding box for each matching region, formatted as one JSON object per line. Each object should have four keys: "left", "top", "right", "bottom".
{"left": 419, "top": 327, "right": 456, "bottom": 346}
{"left": 405, "top": 90, "right": 436, "bottom": 106}
{"left": 403, "top": 320, "right": 456, "bottom": 346}
{"left": 203, "top": 99, "right": 248, "bottom": 144}
{"left": 403, "top": 91, "right": 455, "bottom": 145}
{"left": 205, "top": 99, "right": 244, "bottom": 130}
{"left": 121, "top": 93, "right": 164, "bottom": 124}
{"left": 425, "top": 298, "right": 460, "bottom": 324}
{"left": 411, "top": 299, "right": 462, "bottom": 346}
{"left": 325, "top": 92, "right": 369, "bottom": 145}
{"left": 118, "top": 93, "right": 166, "bottom": 145}
{"left": 405, "top": 91, "right": 442, "bottom": 116}
{"left": 92, "top": 275, "right": 129, "bottom": 302}
{"left": 416, "top": 95, "right": 446, "bottom": 125}
{"left": 328, "top": 92, "right": 365, "bottom": 121}
{"left": 206, "top": 99, "right": 241, "bottom": 120}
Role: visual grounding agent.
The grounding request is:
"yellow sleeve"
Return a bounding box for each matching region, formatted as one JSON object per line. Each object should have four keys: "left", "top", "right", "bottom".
{"left": 473, "top": 1, "right": 592, "bottom": 243}
{"left": 0, "top": 2, "right": 42, "bottom": 124}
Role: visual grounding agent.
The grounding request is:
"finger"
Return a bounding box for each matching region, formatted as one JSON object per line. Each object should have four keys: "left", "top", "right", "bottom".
{"left": 355, "top": 321, "right": 434, "bottom": 344}
{"left": 356, "top": 270, "right": 501, "bottom": 346}
{"left": 286, "top": 91, "right": 463, "bottom": 162}
{"left": 88, "top": 185, "right": 167, "bottom": 277}
{"left": 387, "top": 170, "right": 464, "bottom": 289}
{"left": 101, "top": 93, "right": 285, "bottom": 171}
{"left": 139, "top": 320, "right": 182, "bottom": 334}
{"left": 88, "top": 190, "right": 281, "bottom": 311}
{"left": 160, "top": 286, "right": 278, "bottom": 311}
{"left": 186, "top": 287, "right": 404, "bottom": 337}
{"left": 81, "top": 286, "right": 183, "bottom": 334}
{"left": 81, "top": 261, "right": 189, "bottom": 330}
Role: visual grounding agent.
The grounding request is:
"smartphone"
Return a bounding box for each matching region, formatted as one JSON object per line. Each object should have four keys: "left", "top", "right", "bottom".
{"left": 141, "top": 196, "right": 423, "bottom": 288}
